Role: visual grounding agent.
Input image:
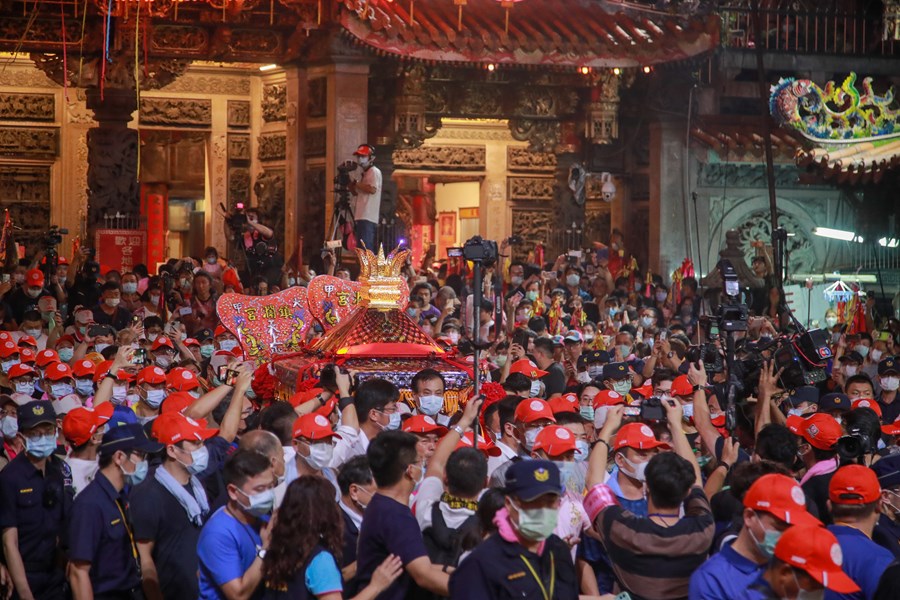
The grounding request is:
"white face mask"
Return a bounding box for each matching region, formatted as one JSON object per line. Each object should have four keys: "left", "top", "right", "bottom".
{"left": 881, "top": 376, "right": 900, "bottom": 392}
{"left": 621, "top": 455, "right": 649, "bottom": 482}
{"left": 417, "top": 394, "right": 443, "bottom": 416}
{"left": 304, "top": 442, "right": 334, "bottom": 471}
{"left": 870, "top": 349, "right": 883, "bottom": 362}
{"left": 825, "top": 316, "right": 838, "bottom": 328}
{"left": 24, "top": 328, "right": 42, "bottom": 338}
{"left": 219, "top": 340, "right": 238, "bottom": 352}
{"left": 105, "top": 298, "right": 121, "bottom": 308}
{"left": 523, "top": 427, "right": 543, "bottom": 452}
{"left": 844, "top": 365, "right": 859, "bottom": 377}
{"left": 854, "top": 345, "right": 870, "bottom": 358}
{"left": 682, "top": 402, "right": 694, "bottom": 420}
{"left": 112, "top": 385, "right": 128, "bottom": 404}
{"left": 122, "top": 283, "right": 138, "bottom": 294}
{"left": 529, "top": 380, "right": 543, "bottom": 397}
{"left": 576, "top": 372, "right": 592, "bottom": 384}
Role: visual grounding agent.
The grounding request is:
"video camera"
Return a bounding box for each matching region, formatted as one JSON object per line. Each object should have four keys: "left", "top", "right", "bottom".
{"left": 771, "top": 329, "right": 832, "bottom": 388}
{"left": 462, "top": 236, "right": 498, "bottom": 262}
{"left": 836, "top": 426, "right": 874, "bottom": 464}
{"left": 43, "top": 225, "right": 68, "bottom": 249}
{"left": 222, "top": 202, "right": 249, "bottom": 232}
{"left": 335, "top": 161, "right": 357, "bottom": 195}
{"left": 687, "top": 342, "right": 725, "bottom": 374}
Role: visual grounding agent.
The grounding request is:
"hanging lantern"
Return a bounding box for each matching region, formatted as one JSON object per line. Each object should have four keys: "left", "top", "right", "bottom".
{"left": 585, "top": 70, "right": 621, "bottom": 145}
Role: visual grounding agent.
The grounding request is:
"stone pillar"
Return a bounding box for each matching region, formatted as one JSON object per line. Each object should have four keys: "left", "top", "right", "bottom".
{"left": 649, "top": 120, "right": 688, "bottom": 276}
{"left": 284, "top": 65, "right": 308, "bottom": 262}
{"left": 85, "top": 87, "right": 140, "bottom": 238}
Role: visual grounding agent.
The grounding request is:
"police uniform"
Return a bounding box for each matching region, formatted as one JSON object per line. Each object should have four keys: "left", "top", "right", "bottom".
{"left": 448, "top": 460, "right": 577, "bottom": 600}
{"left": 0, "top": 400, "right": 73, "bottom": 600}
{"left": 67, "top": 423, "right": 162, "bottom": 599}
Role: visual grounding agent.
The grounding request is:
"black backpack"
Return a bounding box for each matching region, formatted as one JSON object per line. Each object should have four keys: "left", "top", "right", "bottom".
{"left": 418, "top": 503, "right": 480, "bottom": 600}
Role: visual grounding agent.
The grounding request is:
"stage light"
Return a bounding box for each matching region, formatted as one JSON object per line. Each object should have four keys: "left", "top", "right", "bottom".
{"left": 814, "top": 227, "right": 863, "bottom": 243}
{"left": 259, "top": 64, "right": 278, "bottom": 72}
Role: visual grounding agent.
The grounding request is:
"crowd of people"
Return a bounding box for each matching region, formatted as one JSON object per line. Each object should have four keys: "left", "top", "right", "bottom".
{"left": 0, "top": 235, "right": 900, "bottom": 600}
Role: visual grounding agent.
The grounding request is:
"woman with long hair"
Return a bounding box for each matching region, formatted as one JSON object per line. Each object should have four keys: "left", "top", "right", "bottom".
{"left": 262, "top": 476, "right": 402, "bottom": 599}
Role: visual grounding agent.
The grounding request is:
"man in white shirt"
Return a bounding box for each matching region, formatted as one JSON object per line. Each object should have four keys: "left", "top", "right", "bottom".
{"left": 349, "top": 144, "right": 382, "bottom": 251}
{"left": 61, "top": 404, "right": 113, "bottom": 496}
{"left": 331, "top": 378, "right": 400, "bottom": 469}
{"left": 486, "top": 397, "right": 524, "bottom": 477}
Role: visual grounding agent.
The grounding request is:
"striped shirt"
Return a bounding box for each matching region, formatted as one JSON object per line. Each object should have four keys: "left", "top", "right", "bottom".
{"left": 590, "top": 485, "right": 715, "bottom": 600}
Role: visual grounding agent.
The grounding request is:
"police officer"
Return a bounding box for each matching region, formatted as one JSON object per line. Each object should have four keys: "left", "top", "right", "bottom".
{"left": 448, "top": 459, "right": 577, "bottom": 599}
{"left": 0, "top": 400, "right": 74, "bottom": 600}
{"left": 67, "top": 423, "right": 163, "bottom": 600}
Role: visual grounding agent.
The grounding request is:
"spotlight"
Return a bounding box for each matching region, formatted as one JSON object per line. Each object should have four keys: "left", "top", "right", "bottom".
{"left": 486, "top": 63, "right": 496, "bottom": 72}
{"left": 580, "top": 66, "right": 590, "bottom": 75}
{"left": 613, "top": 67, "right": 621, "bottom": 75}
{"left": 642, "top": 66, "right": 652, "bottom": 74}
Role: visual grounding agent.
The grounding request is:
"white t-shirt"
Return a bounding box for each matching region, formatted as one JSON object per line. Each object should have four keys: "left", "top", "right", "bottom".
{"left": 487, "top": 440, "right": 518, "bottom": 478}
{"left": 354, "top": 166, "right": 382, "bottom": 224}
{"left": 330, "top": 425, "right": 370, "bottom": 470}
{"left": 66, "top": 456, "right": 99, "bottom": 497}
{"left": 414, "top": 476, "right": 477, "bottom": 532}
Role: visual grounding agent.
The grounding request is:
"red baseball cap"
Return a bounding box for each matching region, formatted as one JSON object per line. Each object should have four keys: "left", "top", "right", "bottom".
{"left": 613, "top": 422, "right": 671, "bottom": 451}
{"left": 166, "top": 368, "right": 199, "bottom": 392}
{"left": 62, "top": 403, "right": 114, "bottom": 446}
{"left": 402, "top": 415, "right": 448, "bottom": 436}
{"left": 592, "top": 390, "right": 626, "bottom": 408}
{"left": 25, "top": 269, "right": 44, "bottom": 288}
{"left": 183, "top": 337, "right": 200, "bottom": 348}
{"left": 214, "top": 325, "right": 228, "bottom": 338}
{"left": 55, "top": 335, "right": 76, "bottom": 348}
{"left": 773, "top": 525, "right": 860, "bottom": 594}
{"left": 671, "top": 375, "right": 694, "bottom": 397}
{"left": 315, "top": 395, "right": 339, "bottom": 418}
{"left": 0, "top": 332, "right": 11, "bottom": 342}
{"left": 92, "top": 360, "right": 113, "bottom": 383}
{"left": 7, "top": 363, "right": 35, "bottom": 379}
{"left": 290, "top": 387, "right": 326, "bottom": 408}
{"left": 353, "top": 144, "right": 374, "bottom": 157}
{"left": 151, "top": 336, "right": 175, "bottom": 351}
{"left": 786, "top": 413, "right": 842, "bottom": 450}
{"left": 137, "top": 366, "right": 167, "bottom": 385}
{"left": 17, "top": 335, "right": 37, "bottom": 349}
{"left": 829, "top": 465, "right": 881, "bottom": 505}
{"left": 292, "top": 413, "right": 341, "bottom": 441}
{"left": 509, "top": 359, "right": 548, "bottom": 379}
{"left": 851, "top": 398, "right": 882, "bottom": 418}
{"left": 514, "top": 399, "right": 556, "bottom": 424}
{"left": 72, "top": 358, "right": 98, "bottom": 378}
{"left": 45, "top": 361, "right": 73, "bottom": 381}
{"left": 152, "top": 412, "right": 218, "bottom": 445}
{"left": 161, "top": 391, "right": 196, "bottom": 415}
{"left": 632, "top": 380, "right": 653, "bottom": 398}
{"left": 882, "top": 415, "right": 900, "bottom": 436}
{"left": 743, "top": 474, "right": 820, "bottom": 526}
{"left": 0, "top": 340, "right": 19, "bottom": 358}
{"left": 35, "top": 349, "right": 59, "bottom": 368}
{"left": 455, "top": 431, "right": 502, "bottom": 457}
{"left": 18, "top": 347, "right": 35, "bottom": 364}
{"left": 548, "top": 393, "right": 579, "bottom": 415}
{"left": 533, "top": 425, "right": 578, "bottom": 457}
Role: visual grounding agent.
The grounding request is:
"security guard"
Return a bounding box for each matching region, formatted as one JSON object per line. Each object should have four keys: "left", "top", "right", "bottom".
{"left": 448, "top": 459, "right": 577, "bottom": 599}
{"left": 0, "top": 400, "right": 73, "bottom": 600}
{"left": 67, "top": 423, "right": 163, "bottom": 600}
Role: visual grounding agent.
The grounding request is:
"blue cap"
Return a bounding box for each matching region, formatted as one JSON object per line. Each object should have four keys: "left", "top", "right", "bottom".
{"left": 817, "top": 393, "right": 850, "bottom": 413}
{"left": 872, "top": 454, "right": 900, "bottom": 489}
{"left": 100, "top": 423, "right": 163, "bottom": 456}
{"left": 602, "top": 362, "right": 629, "bottom": 381}
{"left": 18, "top": 400, "right": 56, "bottom": 431}
{"left": 787, "top": 386, "right": 820, "bottom": 407}
{"left": 504, "top": 459, "right": 562, "bottom": 501}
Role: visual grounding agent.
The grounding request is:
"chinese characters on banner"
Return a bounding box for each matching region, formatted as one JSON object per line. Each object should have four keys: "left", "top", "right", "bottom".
{"left": 94, "top": 230, "right": 146, "bottom": 273}
{"left": 141, "top": 186, "right": 167, "bottom": 268}
{"left": 216, "top": 286, "right": 313, "bottom": 364}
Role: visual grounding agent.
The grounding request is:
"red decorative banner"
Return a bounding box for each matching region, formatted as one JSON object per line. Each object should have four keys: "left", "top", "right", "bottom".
{"left": 94, "top": 229, "right": 146, "bottom": 273}
{"left": 141, "top": 186, "right": 167, "bottom": 268}
{"left": 306, "top": 275, "right": 410, "bottom": 332}
{"left": 216, "top": 286, "right": 313, "bottom": 364}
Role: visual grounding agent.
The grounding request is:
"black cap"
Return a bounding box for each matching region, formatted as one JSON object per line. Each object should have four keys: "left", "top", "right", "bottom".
{"left": 527, "top": 317, "right": 546, "bottom": 332}
{"left": 504, "top": 459, "right": 562, "bottom": 501}
{"left": 872, "top": 454, "right": 900, "bottom": 489}
{"left": 100, "top": 423, "right": 163, "bottom": 456}
{"left": 18, "top": 400, "right": 56, "bottom": 431}
{"left": 787, "top": 386, "right": 820, "bottom": 407}
{"left": 878, "top": 357, "right": 900, "bottom": 376}
{"left": 839, "top": 351, "right": 864, "bottom": 364}
{"left": 602, "top": 362, "right": 629, "bottom": 381}
{"left": 585, "top": 350, "right": 611, "bottom": 365}
{"left": 817, "top": 393, "right": 851, "bottom": 413}
{"left": 195, "top": 328, "right": 214, "bottom": 343}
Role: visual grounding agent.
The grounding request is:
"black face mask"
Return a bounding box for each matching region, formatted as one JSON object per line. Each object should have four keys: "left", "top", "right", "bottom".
{"left": 242, "top": 409, "right": 261, "bottom": 433}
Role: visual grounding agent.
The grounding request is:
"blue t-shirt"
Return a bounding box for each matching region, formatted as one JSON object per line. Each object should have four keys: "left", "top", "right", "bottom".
{"left": 689, "top": 541, "right": 763, "bottom": 600}
{"left": 306, "top": 552, "right": 343, "bottom": 595}
{"left": 735, "top": 574, "right": 776, "bottom": 600}
{"left": 825, "top": 525, "right": 893, "bottom": 600}
{"left": 197, "top": 507, "right": 262, "bottom": 600}
{"left": 606, "top": 466, "right": 648, "bottom": 516}
{"left": 356, "top": 493, "right": 429, "bottom": 600}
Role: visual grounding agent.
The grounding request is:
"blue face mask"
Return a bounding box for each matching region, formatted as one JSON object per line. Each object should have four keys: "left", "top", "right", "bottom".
{"left": 749, "top": 512, "right": 782, "bottom": 559}
{"left": 58, "top": 348, "right": 74, "bottom": 363}
{"left": 385, "top": 412, "right": 401, "bottom": 431}
{"left": 123, "top": 458, "right": 149, "bottom": 486}
{"left": 579, "top": 405, "right": 595, "bottom": 422}
{"left": 25, "top": 434, "right": 57, "bottom": 459}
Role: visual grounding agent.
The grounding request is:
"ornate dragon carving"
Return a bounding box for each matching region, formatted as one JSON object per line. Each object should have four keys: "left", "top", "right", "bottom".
{"left": 262, "top": 83, "right": 287, "bottom": 122}
{"left": 507, "top": 147, "right": 557, "bottom": 172}
{"left": 0, "top": 93, "right": 54, "bottom": 121}
{"left": 139, "top": 98, "right": 212, "bottom": 126}
{"left": 392, "top": 145, "right": 485, "bottom": 170}
{"left": 258, "top": 134, "right": 286, "bottom": 161}
{"left": 0, "top": 127, "right": 58, "bottom": 157}
{"left": 508, "top": 176, "right": 556, "bottom": 202}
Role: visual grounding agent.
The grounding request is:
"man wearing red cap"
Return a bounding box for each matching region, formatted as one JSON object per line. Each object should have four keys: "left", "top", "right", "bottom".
{"left": 62, "top": 404, "right": 114, "bottom": 497}
{"left": 349, "top": 143, "right": 382, "bottom": 251}
{"left": 489, "top": 398, "right": 556, "bottom": 487}
{"left": 826, "top": 465, "right": 894, "bottom": 600}
{"left": 690, "top": 473, "right": 821, "bottom": 599}
{"left": 273, "top": 413, "right": 342, "bottom": 508}
{"left": 6, "top": 269, "right": 48, "bottom": 324}
{"left": 787, "top": 412, "right": 843, "bottom": 524}
{"left": 131, "top": 412, "right": 216, "bottom": 600}
{"left": 736, "top": 525, "right": 860, "bottom": 599}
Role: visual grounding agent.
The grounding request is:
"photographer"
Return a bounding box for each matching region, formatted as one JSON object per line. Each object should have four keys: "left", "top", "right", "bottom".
{"left": 348, "top": 144, "right": 382, "bottom": 251}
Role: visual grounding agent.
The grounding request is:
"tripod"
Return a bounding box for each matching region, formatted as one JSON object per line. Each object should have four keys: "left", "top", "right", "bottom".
{"left": 328, "top": 190, "right": 357, "bottom": 258}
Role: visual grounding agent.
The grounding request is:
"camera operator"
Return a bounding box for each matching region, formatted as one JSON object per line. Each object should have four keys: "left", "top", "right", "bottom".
{"left": 67, "top": 247, "right": 101, "bottom": 312}
{"left": 6, "top": 269, "right": 50, "bottom": 324}
{"left": 241, "top": 208, "right": 274, "bottom": 246}
{"left": 348, "top": 144, "right": 382, "bottom": 251}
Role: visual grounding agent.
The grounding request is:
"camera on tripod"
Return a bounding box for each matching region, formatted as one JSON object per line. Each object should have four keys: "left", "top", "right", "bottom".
{"left": 43, "top": 226, "right": 68, "bottom": 249}
{"left": 462, "top": 236, "right": 498, "bottom": 262}
{"left": 222, "top": 202, "right": 249, "bottom": 233}
{"left": 335, "top": 161, "right": 358, "bottom": 195}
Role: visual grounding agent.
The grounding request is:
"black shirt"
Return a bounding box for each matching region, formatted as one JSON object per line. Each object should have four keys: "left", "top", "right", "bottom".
{"left": 874, "top": 514, "right": 900, "bottom": 560}
{"left": 449, "top": 532, "right": 578, "bottom": 599}
{"left": 878, "top": 395, "right": 900, "bottom": 429}
{"left": 0, "top": 453, "right": 73, "bottom": 571}
{"left": 92, "top": 305, "right": 134, "bottom": 332}
{"left": 130, "top": 473, "right": 206, "bottom": 600}
{"left": 541, "top": 362, "right": 567, "bottom": 396}
{"left": 6, "top": 287, "right": 47, "bottom": 324}
{"left": 802, "top": 470, "right": 836, "bottom": 526}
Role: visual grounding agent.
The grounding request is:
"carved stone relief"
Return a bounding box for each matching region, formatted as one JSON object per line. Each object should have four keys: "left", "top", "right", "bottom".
{"left": 508, "top": 177, "right": 556, "bottom": 202}
{"left": 734, "top": 209, "right": 817, "bottom": 276}
{"left": 392, "top": 145, "right": 485, "bottom": 170}
{"left": 305, "top": 128, "right": 326, "bottom": 158}
{"left": 0, "top": 93, "right": 54, "bottom": 121}
{"left": 87, "top": 127, "right": 139, "bottom": 232}
{"left": 509, "top": 119, "right": 560, "bottom": 154}
{"left": 0, "top": 67, "right": 56, "bottom": 89}
{"left": 228, "top": 167, "right": 250, "bottom": 205}
{"left": 308, "top": 78, "right": 326, "bottom": 118}
{"left": 140, "top": 98, "right": 211, "bottom": 126}
{"left": 228, "top": 135, "right": 250, "bottom": 161}
{"left": 0, "top": 127, "right": 58, "bottom": 157}
{"left": 697, "top": 163, "right": 804, "bottom": 189}
{"left": 151, "top": 25, "right": 209, "bottom": 55}
{"left": 254, "top": 169, "right": 286, "bottom": 251}
{"left": 258, "top": 134, "right": 286, "bottom": 162}
{"left": 164, "top": 75, "right": 251, "bottom": 96}
{"left": 262, "top": 83, "right": 286, "bottom": 122}
{"left": 511, "top": 209, "right": 554, "bottom": 247}
{"left": 227, "top": 100, "right": 250, "bottom": 128}
{"left": 507, "top": 147, "right": 557, "bottom": 172}
{"left": 303, "top": 166, "right": 327, "bottom": 256}
{"left": 0, "top": 165, "right": 51, "bottom": 256}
